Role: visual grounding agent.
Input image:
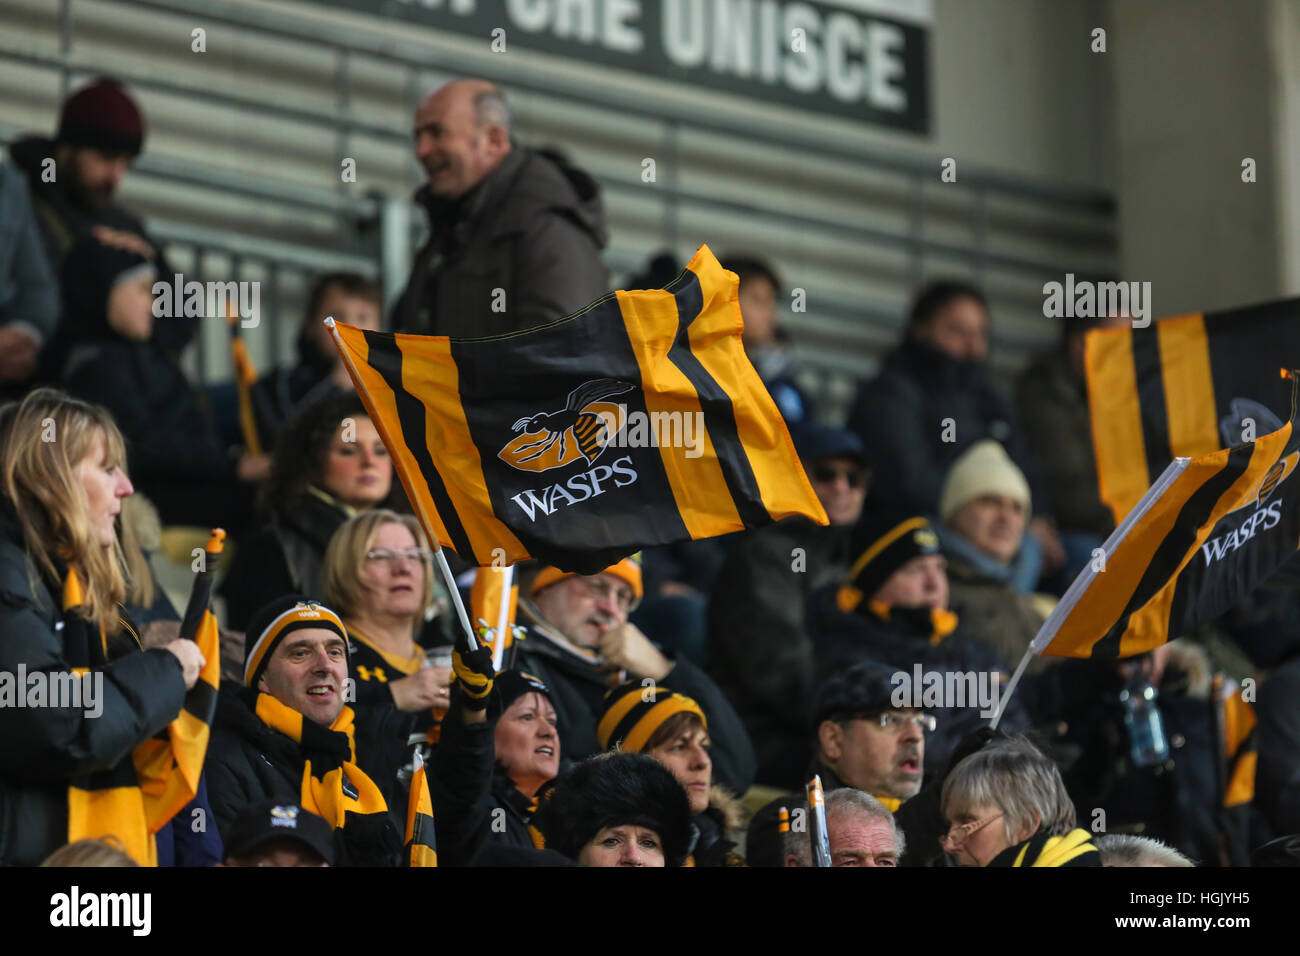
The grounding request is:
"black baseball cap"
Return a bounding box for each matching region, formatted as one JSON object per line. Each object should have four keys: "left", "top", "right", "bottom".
{"left": 224, "top": 800, "right": 335, "bottom": 866}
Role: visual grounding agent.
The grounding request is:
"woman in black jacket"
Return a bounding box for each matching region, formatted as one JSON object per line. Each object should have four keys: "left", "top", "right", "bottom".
{"left": 219, "top": 392, "right": 394, "bottom": 632}
{"left": 431, "top": 653, "right": 561, "bottom": 866}
{"left": 0, "top": 389, "right": 205, "bottom": 865}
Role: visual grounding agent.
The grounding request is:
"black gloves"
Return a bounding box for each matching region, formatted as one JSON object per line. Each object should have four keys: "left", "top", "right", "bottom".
{"left": 452, "top": 630, "right": 495, "bottom": 712}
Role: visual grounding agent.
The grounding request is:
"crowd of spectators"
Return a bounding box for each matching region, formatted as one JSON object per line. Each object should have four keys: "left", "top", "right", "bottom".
{"left": 0, "top": 75, "right": 1296, "bottom": 869}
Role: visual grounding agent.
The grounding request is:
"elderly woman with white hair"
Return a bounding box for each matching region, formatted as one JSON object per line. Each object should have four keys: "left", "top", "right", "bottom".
{"left": 939, "top": 736, "right": 1100, "bottom": 867}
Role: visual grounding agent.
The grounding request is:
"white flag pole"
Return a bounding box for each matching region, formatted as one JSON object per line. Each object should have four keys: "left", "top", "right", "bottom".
{"left": 493, "top": 564, "right": 515, "bottom": 672}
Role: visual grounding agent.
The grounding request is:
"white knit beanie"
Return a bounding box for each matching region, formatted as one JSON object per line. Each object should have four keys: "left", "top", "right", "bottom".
{"left": 939, "top": 439, "right": 1032, "bottom": 523}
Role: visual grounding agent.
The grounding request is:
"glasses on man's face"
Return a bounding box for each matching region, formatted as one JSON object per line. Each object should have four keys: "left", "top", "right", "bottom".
{"left": 939, "top": 811, "right": 1004, "bottom": 850}
{"left": 365, "top": 547, "right": 431, "bottom": 566}
{"left": 811, "top": 464, "right": 869, "bottom": 489}
{"left": 844, "top": 712, "right": 937, "bottom": 733}
{"left": 574, "top": 576, "right": 636, "bottom": 612}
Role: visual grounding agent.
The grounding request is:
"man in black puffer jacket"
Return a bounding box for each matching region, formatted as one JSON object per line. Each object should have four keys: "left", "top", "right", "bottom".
{"left": 205, "top": 597, "right": 409, "bottom": 867}
{"left": 394, "top": 79, "right": 609, "bottom": 338}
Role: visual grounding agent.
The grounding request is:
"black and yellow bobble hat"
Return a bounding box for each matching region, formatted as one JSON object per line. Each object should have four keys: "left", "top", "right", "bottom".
{"left": 244, "top": 594, "right": 349, "bottom": 688}
{"left": 596, "top": 681, "right": 707, "bottom": 753}
{"left": 837, "top": 513, "right": 943, "bottom": 614}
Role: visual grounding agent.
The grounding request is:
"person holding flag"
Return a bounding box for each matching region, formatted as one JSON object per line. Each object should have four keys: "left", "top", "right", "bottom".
{"left": 428, "top": 628, "right": 563, "bottom": 866}
{"left": 0, "top": 389, "right": 209, "bottom": 865}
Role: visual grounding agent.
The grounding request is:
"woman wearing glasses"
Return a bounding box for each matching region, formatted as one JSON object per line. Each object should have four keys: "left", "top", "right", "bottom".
{"left": 323, "top": 509, "right": 451, "bottom": 714}
{"left": 220, "top": 394, "right": 394, "bottom": 633}
{"left": 938, "top": 735, "right": 1100, "bottom": 867}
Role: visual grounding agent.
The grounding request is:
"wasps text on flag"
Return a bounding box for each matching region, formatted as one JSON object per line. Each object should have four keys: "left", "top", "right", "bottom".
{"left": 330, "top": 244, "right": 827, "bottom": 573}
{"left": 1032, "top": 392, "right": 1300, "bottom": 659}
{"left": 1086, "top": 298, "right": 1300, "bottom": 523}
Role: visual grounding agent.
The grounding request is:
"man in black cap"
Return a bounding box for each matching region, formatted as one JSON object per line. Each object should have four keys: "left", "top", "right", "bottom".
{"left": 810, "top": 661, "right": 932, "bottom": 812}
{"left": 205, "top": 595, "right": 408, "bottom": 866}
{"left": 708, "top": 422, "right": 870, "bottom": 788}
{"left": 223, "top": 800, "right": 335, "bottom": 867}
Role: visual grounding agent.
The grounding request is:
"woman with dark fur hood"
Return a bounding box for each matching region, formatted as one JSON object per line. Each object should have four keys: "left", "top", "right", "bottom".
{"left": 535, "top": 752, "right": 694, "bottom": 867}
{"left": 597, "top": 681, "right": 745, "bottom": 866}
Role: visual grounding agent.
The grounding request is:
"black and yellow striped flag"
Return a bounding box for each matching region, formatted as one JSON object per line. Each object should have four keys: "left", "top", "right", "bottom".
{"left": 329, "top": 245, "right": 826, "bottom": 573}
{"left": 1086, "top": 299, "right": 1300, "bottom": 523}
{"left": 404, "top": 755, "right": 437, "bottom": 867}
{"left": 1032, "top": 387, "right": 1300, "bottom": 658}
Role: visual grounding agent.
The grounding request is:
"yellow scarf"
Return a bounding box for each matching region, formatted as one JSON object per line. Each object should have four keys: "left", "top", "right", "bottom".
{"left": 253, "top": 693, "right": 389, "bottom": 827}
{"left": 63, "top": 568, "right": 220, "bottom": 866}
{"left": 1012, "top": 828, "right": 1100, "bottom": 867}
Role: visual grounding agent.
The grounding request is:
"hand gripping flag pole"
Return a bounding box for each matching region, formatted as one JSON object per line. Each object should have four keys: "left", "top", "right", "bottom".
{"left": 324, "top": 317, "right": 478, "bottom": 652}
{"left": 807, "top": 774, "right": 831, "bottom": 868}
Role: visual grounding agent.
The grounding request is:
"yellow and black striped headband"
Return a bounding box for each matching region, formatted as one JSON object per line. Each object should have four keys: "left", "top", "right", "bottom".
{"left": 597, "top": 684, "right": 707, "bottom": 753}
{"left": 244, "top": 598, "right": 349, "bottom": 687}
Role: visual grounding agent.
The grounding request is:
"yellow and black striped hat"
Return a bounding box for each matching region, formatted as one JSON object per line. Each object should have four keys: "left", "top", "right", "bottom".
{"left": 244, "top": 595, "right": 349, "bottom": 687}
{"left": 596, "top": 681, "right": 707, "bottom": 753}
{"left": 838, "top": 513, "right": 942, "bottom": 613}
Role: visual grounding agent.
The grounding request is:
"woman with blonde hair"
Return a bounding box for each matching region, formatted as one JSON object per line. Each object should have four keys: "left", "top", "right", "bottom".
{"left": 323, "top": 508, "right": 449, "bottom": 714}
{"left": 0, "top": 389, "right": 205, "bottom": 866}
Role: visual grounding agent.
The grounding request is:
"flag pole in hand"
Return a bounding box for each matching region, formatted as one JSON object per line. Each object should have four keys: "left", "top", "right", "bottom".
{"left": 807, "top": 774, "right": 831, "bottom": 868}
{"left": 179, "top": 528, "right": 225, "bottom": 641}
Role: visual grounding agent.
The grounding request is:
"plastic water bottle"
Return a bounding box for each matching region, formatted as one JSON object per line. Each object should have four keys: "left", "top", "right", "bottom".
{"left": 1120, "top": 681, "right": 1170, "bottom": 768}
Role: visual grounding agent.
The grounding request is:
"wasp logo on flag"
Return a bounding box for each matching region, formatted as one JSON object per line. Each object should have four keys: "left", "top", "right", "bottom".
{"left": 499, "top": 378, "right": 636, "bottom": 473}
{"left": 1221, "top": 450, "right": 1298, "bottom": 517}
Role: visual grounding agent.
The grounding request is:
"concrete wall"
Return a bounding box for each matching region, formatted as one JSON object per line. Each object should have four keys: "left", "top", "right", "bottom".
{"left": 1108, "top": 0, "right": 1285, "bottom": 315}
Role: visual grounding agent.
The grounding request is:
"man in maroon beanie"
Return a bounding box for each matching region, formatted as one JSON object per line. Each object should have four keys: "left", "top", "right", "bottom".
{"left": 9, "top": 77, "right": 194, "bottom": 366}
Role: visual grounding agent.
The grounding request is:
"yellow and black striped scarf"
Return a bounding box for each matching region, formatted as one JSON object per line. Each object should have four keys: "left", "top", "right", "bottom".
{"left": 64, "top": 569, "right": 220, "bottom": 866}
{"left": 253, "top": 693, "right": 389, "bottom": 826}
{"left": 1007, "top": 828, "right": 1100, "bottom": 867}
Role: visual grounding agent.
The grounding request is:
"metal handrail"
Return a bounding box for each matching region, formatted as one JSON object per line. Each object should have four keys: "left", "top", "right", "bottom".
{"left": 0, "top": 40, "right": 1111, "bottom": 280}
{"left": 102, "top": 0, "right": 1115, "bottom": 214}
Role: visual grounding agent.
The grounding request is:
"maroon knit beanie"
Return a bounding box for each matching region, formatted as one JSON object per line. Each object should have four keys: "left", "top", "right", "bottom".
{"left": 57, "top": 78, "right": 145, "bottom": 156}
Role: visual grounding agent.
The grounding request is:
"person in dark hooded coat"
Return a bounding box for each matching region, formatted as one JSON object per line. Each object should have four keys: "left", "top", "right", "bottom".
{"left": 54, "top": 233, "right": 265, "bottom": 535}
